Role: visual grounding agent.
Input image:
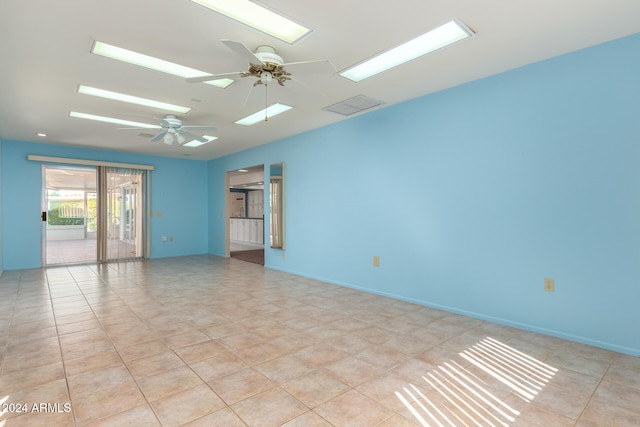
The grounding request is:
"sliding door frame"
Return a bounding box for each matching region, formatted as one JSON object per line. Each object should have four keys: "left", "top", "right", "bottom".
{"left": 31, "top": 155, "right": 153, "bottom": 265}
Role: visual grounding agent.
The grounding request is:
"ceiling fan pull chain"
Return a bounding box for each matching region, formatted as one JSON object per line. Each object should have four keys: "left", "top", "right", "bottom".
{"left": 265, "top": 84, "right": 269, "bottom": 122}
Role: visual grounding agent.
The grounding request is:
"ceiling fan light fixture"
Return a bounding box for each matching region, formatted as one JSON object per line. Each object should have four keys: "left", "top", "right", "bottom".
{"left": 234, "top": 103, "right": 293, "bottom": 126}
{"left": 163, "top": 133, "right": 174, "bottom": 145}
{"left": 176, "top": 133, "right": 186, "bottom": 145}
{"left": 69, "top": 111, "right": 160, "bottom": 129}
{"left": 78, "top": 85, "right": 191, "bottom": 114}
{"left": 340, "top": 19, "right": 474, "bottom": 82}
{"left": 190, "top": 0, "right": 312, "bottom": 45}
{"left": 91, "top": 41, "right": 234, "bottom": 88}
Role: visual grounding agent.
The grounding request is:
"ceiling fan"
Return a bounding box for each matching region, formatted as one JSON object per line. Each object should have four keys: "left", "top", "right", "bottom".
{"left": 122, "top": 115, "right": 217, "bottom": 145}
{"left": 187, "top": 39, "right": 335, "bottom": 99}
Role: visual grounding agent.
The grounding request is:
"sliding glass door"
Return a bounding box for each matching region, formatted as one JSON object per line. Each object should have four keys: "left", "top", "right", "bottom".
{"left": 43, "top": 165, "right": 148, "bottom": 265}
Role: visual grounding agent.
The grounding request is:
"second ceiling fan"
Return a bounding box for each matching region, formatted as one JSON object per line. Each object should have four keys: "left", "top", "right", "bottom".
{"left": 187, "top": 39, "right": 335, "bottom": 101}
{"left": 121, "top": 115, "right": 217, "bottom": 145}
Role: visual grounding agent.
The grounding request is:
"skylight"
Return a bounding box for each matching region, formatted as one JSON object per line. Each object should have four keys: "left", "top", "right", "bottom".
{"left": 91, "top": 41, "right": 234, "bottom": 88}
{"left": 183, "top": 135, "right": 218, "bottom": 147}
{"left": 234, "top": 103, "right": 293, "bottom": 126}
{"left": 78, "top": 85, "right": 191, "bottom": 114}
{"left": 340, "top": 19, "right": 474, "bottom": 82}
{"left": 189, "top": 0, "right": 312, "bottom": 45}
{"left": 69, "top": 111, "right": 160, "bottom": 128}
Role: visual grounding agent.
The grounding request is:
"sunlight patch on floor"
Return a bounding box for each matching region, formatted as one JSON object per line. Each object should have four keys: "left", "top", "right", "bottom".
{"left": 0, "top": 394, "right": 9, "bottom": 426}
{"left": 396, "top": 337, "right": 558, "bottom": 426}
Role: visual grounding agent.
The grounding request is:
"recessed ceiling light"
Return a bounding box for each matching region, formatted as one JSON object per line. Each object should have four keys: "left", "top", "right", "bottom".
{"left": 36, "top": 133, "right": 47, "bottom": 137}
{"left": 234, "top": 103, "right": 293, "bottom": 126}
{"left": 238, "top": 169, "right": 249, "bottom": 172}
{"left": 183, "top": 135, "right": 218, "bottom": 147}
{"left": 69, "top": 111, "right": 160, "bottom": 128}
{"left": 91, "top": 41, "right": 234, "bottom": 88}
{"left": 78, "top": 85, "right": 191, "bottom": 114}
{"left": 340, "top": 19, "right": 474, "bottom": 82}
{"left": 189, "top": 0, "right": 312, "bottom": 45}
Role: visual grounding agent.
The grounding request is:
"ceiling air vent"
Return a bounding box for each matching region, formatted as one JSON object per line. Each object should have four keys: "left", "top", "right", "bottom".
{"left": 324, "top": 95, "right": 385, "bottom": 116}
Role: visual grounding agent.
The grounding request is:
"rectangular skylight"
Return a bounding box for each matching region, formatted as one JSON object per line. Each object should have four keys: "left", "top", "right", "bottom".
{"left": 234, "top": 103, "right": 293, "bottom": 126}
{"left": 183, "top": 135, "right": 218, "bottom": 147}
{"left": 78, "top": 85, "right": 191, "bottom": 114}
{"left": 190, "top": 0, "right": 312, "bottom": 45}
{"left": 69, "top": 111, "right": 160, "bottom": 128}
{"left": 91, "top": 41, "right": 234, "bottom": 88}
{"left": 340, "top": 19, "right": 474, "bottom": 82}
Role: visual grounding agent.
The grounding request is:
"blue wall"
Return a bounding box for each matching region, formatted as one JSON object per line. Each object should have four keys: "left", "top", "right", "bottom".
{"left": 1, "top": 141, "right": 209, "bottom": 269}
{"left": 209, "top": 33, "right": 640, "bottom": 355}
{"left": 0, "top": 140, "right": 3, "bottom": 275}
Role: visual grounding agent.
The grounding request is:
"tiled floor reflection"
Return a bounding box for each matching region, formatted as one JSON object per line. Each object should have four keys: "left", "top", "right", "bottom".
{"left": 1, "top": 255, "right": 639, "bottom": 426}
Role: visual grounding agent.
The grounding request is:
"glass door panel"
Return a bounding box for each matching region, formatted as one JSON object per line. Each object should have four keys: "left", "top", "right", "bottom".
{"left": 105, "top": 167, "right": 145, "bottom": 261}
{"left": 43, "top": 166, "right": 97, "bottom": 265}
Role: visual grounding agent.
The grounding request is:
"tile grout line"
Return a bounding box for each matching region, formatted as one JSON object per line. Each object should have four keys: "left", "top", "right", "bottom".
{"left": 62, "top": 264, "right": 164, "bottom": 426}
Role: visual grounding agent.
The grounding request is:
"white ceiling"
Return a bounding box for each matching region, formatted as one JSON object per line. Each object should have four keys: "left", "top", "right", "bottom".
{"left": 2, "top": 0, "right": 639, "bottom": 161}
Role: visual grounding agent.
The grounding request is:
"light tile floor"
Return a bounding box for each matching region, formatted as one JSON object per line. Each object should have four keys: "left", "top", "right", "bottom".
{"left": 0, "top": 255, "right": 638, "bottom": 426}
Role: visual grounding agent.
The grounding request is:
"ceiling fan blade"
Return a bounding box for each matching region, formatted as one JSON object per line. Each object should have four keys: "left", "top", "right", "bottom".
{"left": 288, "top": 75, "right": 327, "bottom": 97}
{"left": 186, "top": 71, "right": 245, "bottom": 83}
{"left": 179, "top": 130, "right": 208, "bottom": 143}
{"left": 281, "top": 59, "right": 336, "bottom": 75}
{"left": 222, "top": 39, "right": 264, "bottom": 65}
{"left": 150, "top": 132, "right": 167, "bottom": 142}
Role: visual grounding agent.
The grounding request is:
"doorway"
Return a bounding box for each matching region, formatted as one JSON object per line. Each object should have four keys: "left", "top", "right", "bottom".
{"left": 43, "top": 166, "right": 98, "bottom": 265}
{"left": 42, "top": 165, "right": 148, "bottom": 265}
{"left": 226, "top": 165, "right": 265, "bottom": 265}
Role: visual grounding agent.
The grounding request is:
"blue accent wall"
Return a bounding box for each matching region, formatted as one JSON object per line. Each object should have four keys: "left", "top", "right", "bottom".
{"left": 208, "top": 33, "right": 640, "bottom": 355}
{"left": 0, "top": 139, "right": 4, "bottom": 275}
{"left": 1, "top": 140, "right": 209, "bottom": 269}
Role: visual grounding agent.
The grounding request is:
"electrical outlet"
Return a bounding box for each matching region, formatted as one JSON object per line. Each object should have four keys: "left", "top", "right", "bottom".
{"left": 373, "top": 256, "right": 380, "bottom": 267}
{"left": 544, "top": 278, "right": 554, "bottom": 292}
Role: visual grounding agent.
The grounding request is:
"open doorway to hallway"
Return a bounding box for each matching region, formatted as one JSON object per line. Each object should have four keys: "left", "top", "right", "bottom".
{"left": 226, "top": 165, "right": 265, "bottom": 265}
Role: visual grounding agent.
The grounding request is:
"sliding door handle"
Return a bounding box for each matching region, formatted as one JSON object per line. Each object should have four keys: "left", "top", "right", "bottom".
{"left": 41, "top": 211, "right": 47, "bottom": 222}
